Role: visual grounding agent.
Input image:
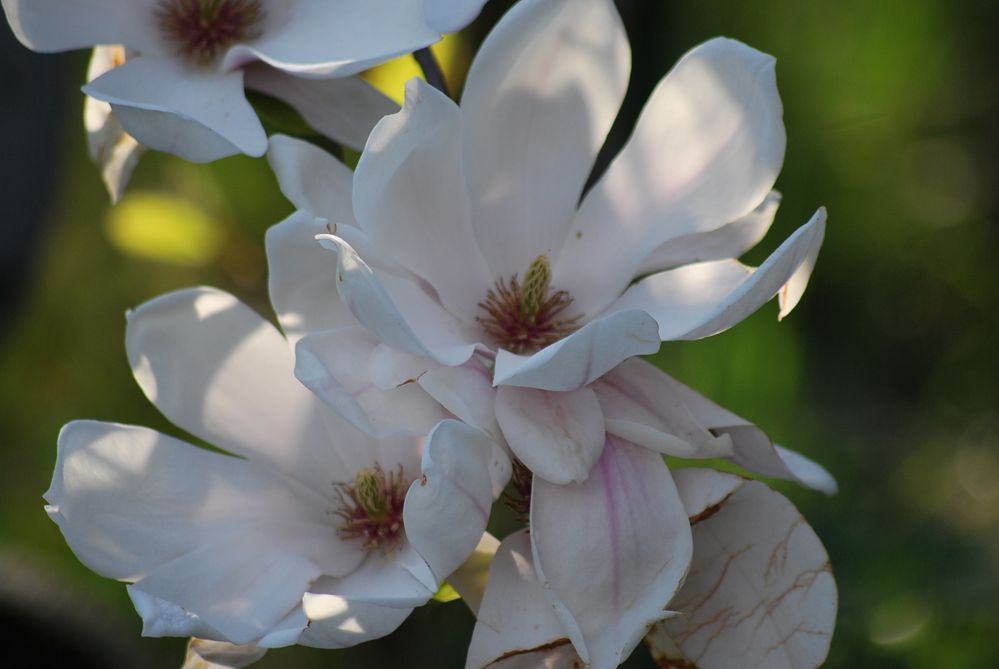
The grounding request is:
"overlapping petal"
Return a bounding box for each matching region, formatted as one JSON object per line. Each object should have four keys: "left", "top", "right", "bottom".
{"left": 2, "top": 0, "right": 159, "bottom": 52}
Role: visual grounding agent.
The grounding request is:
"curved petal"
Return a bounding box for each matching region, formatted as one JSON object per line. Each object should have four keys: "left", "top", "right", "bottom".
{"left": 423, "top": 0, "right": 487, "bottom": 34}
{"left": 495, "top": 386, "right": 605, "bottom": 485}
{"left": 593, "top": 358, "right": 732, "bottom": 459}
{"left": 299, "top": 585, "right": 413, "bottom": 649}
{"left": 84, "top": 57, "right": 266, "bottom": 161}
{"left": 530, "top": 438, "right": 693, "bottom": 668}
{"left": 418, "top": 358, "right": 501, "bottom": 439}
{"left": 266, "top": 211, "right": 356, "bottom": 343}
{"left": 606, "top": 209, "right": 826, "bottom": 341}
{"left": 125, "top": 287, "right": 347, "bottom": 494}
{"left": 354, "top": 78, "right": 491, "bottom": 323}
{"left": 635, "top": 190, "right": 781, "bottom": 276}
{"left": 225, "top": 0, "right": 438, "bottom": 78}
{"left": 247, "top": 66, "right": 397, "bottom": 151}
{"left": 492, "top": 310, "right": 661, "bottom": 391}
{"left": 465, "top": 531, "right": 572, "bottom": 669}
{"left": 129, "top": 589, "right": 223, "bottom": 640}
{"left": 182, "top": 639, "right": 267, "bottom": 669}
{"left": 404, "top": 420, "right": 495, "bottom": 583}
{"left": 649, "top": 470, "right": 837, "bottom": 669}
{"left": 446, "top": 532, "right": 500, "bottom": 616}
{"left": 266, "top": 135, "right": 356, "bottom": 225}
{"left": 295, "top": 328, "right": 448, "bottom": 438}
{"left": 310, "top": 545, "right": 436, "bottom": 609}
{"left": 459, "top": 0, "right": 630, "bottom": 280}
{"left": 2, "top": 0, "right": 159, "bottom": 52}
{"left": 316, "top": 233, "right": 478, "bottom": 365}
{"left": 555, "top": 38, "right": 787, "bottom": 316}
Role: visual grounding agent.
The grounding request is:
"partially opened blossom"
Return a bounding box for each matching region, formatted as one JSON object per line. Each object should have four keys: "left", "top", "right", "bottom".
{"left": 3, "top": 0, "right": 485, "bottom": 162}
{"left": 45, "top": 279, "right": 497, "bottom": 651}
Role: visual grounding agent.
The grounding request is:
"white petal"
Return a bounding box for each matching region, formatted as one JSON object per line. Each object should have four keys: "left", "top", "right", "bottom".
{"left": 265, "top": 211, "right": 356, "bottom": 343}
{"left": 182, "top": 639, "right": 267, "bottom": 669}
{"left": 667, "top": 378, "right": 837, "bottom": 495}
{"left": 555, "top": 38, "right": 786, "bottom": 315}
{"left": 404, "top": 420, "right": 495, "bottom": 583}
{"left": 636, "top": 190, "right": 781, "bottom": 275}
{"left": 125, "top": 287, "right": 347, "bottom": 493}
{"left": 492, "top": 310, "right": 661, "bottom": 391}
{"left": 84, "top": 57, "right": 266, "bottom": 161}
{"left": 649, "top": 470, "right": 837, "bottom": 669}
{"left": 2, "top": 0, "right": 158, "bottom": 52}
{"left": 446, "top": 532, "right": 500, "bottom": 616}
{"left": 128, "top": 589, "right": 222, "bottom": 640}
{"left": 495, "top": 386, "right": 604, "bottom": 485}
{"left": 354, "top": 78, "right": 491, "bottom": 323}
{"left": 593, "top": 358, "right": 732, "bottom": 459}
{"left": 246, "top": 66, "right": 397, "bottom": 151}
{"left": 299, "top": 587, "right": 413, "bottom": 649}
{"left": 310, "top": 546, "right": 436, "bottom": 609}
{"left": 530, "top": 438, "right": 693, "bottom": 668}
{"left": 670, "top": 466, "right": 743, "bottom": 521}
{"left": 418, "top": 357, "right": 503, "bottom": 441}
{"left": 316, "top": 233, "right": 478, "bottom": 365}
{"left": 295, "top": 328, "right": 448, "bottom": 438}
{"left": 266, "top": 135, "right": 357, "bottom": 225}
{"left": 459, "top": 0, "right": 629, "bottom": 280}
{"left": 607, "top": 210, "right": 826, "bottom": 341}
{"left": 226, "top": 0, "right": 438, "bottom": 78}
{"left": 465, "top": 531, "right": 573, "bottom": 669}
{"left": 778, "top": 219, "right": 823, "bottom": 320}
{"left": 423, "top": 0, "right": 487, "bottom": 34}
{"left": 368, "top": 344, "right": 436, "bottom": 390}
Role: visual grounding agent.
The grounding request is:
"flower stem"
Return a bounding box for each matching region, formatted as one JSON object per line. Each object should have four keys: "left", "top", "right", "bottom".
{"left": 414, "top": 47, "right": 449, "bottom": 98}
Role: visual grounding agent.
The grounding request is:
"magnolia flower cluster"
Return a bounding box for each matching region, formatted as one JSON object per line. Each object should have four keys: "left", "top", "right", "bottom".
{"left": 11, "top": 0, "right": 838, "bottom": 667}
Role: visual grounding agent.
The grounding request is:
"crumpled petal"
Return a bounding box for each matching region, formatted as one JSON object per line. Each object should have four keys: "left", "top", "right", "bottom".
{"left": 2, "top": 0, "right": 158, "bottom": 52}
{"left": 354, "top": 78, "right": 491, "bottom": 323}
{"left": 530, "top": 437, "right": 693, "bottom": 668}
{"left": 648, "top": 469, "right": 837, "bottom": 669}
{"left": 465, "top": 531, "right": 573, "bottom": 669}
{"left": 246, "top": 66, "right": 397, "bottom": 152}
{"left": 404, "top": 420, "right": 495, "bottom": 583}
{"left": 492, "top": 309, "right": 661, "bottom": 391}
{"left": 295, "top": 327, "right": 448, "bottom": 438}
{"left": 635, "top": 190, "right": 781, "bottom": 276}
{"left": 125, "top": 287, "right": 347, "bottom": 494}
{"left": 555, "top": 38, "right": 786, "bottom": 316}
{"left": 182, "top": 639, "right": 267, "bottom": 669}
{"left": 459, "top": 0, "right": 630, "bottom": 280}
{"left": 593, "top": 358, "right": 732, "bottom": 459}
{"left": 84, "top": 56, "right": 266, "bottom": 161}
{"left": 606, "top": 209, "right": 826, "bottom": 341}
{"left": 495, "top": 386, "right": 605, "bottom": 485}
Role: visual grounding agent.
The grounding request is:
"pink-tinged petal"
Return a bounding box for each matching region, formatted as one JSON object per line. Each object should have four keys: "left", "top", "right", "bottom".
{"left": 266, "top": 212, "right": 356, "bottom": 343}
{"left": 531, "top": 438, "right": 693, "bottom": 668}
{"left": 265, "top": 135, "right": 357, "bottom": 225}
{"left": 667, "top": 378, "right": 837, "bottom": 495}
{"left": 447, "top": 532, "right": 499, "bottom": 616}
{"left": 492, "top": 310, "right": 661, "bottom": 391}
{"left": 84, "top": 57, "right": 266, "bottom": 161}
{"left": 246, "top": 66, "right": 397, "bottom": 151}
{"left": 423, "top": 0, "right": 487, "bottom": 33}
{"left": 182, "top": 639, "right": 267, "bottom": 669}
{"left": 593, "top": 359, "right": 732, "bottom": 459}
{"left": 316, "top": 233, "right": 478, "bottom": 365}
{"left": 555, "top": 38, "right": 786, "bottom": 316}
{"left": 404, "top": 420, "right": 495, "bottom": 583}
{"left": 226, "top": 0, "right": 439, "bottom": 78}
{"left": 460, "top": 0, "right": 630, "bottom": 280}
{"left": 299, "top": 583, "right": 414, "bottom": 649}
{"left": 495, "top": 386, "right": 604, "bottom": 485}
{"left": 354, "top": 78, "right": 491, "bottom": 323}
{"left": 125, "top": 287, "right": 347, "bottom": 493}
{"left": 636, "top": 191, "right": 781, "bottom": 276}
{"left": 2, "top": 0, "right": 159, "bottom": 52}
{"left": 465, "top": 531, "right": 573, "bottom": 669}
{"left": 607, "top": 210, "right": 826, "bottom": 341}
{"left": 295, "top": 328, "right": 448, "bottom": 438}
{"left": 649, "top": 469, "right": 837, "bottom": 669}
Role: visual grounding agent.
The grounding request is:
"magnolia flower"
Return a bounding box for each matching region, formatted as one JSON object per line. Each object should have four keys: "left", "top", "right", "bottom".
{"left": 44, "top": 250, "right": 498, "bottom": 649}
{"left": 3, "top": 0, "right": 485, "bottom": 162}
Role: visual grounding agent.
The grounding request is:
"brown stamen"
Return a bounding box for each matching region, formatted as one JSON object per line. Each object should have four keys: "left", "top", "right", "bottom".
{"left": 156, "top": 0, "right": 264, "bottom": 64}
{"left": 503, "top": 459, "right": 533, "bottom": 521}
{"left": 332, "top": 464, "right": 409, "bottom": 552}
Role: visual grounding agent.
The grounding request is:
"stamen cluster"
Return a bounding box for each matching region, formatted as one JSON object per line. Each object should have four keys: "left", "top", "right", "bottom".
{"left": 332, "top": 464, "right": 409, "bottom": 552}
{"left": 477, "top": 254, "right": 581, "bottom": 354}
{"left": 155, "top": 0, "right": 264, "bottom": 64}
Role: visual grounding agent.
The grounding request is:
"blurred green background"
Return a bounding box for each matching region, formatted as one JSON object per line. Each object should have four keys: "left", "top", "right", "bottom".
{"left": 1, "top": 0, "right": 997, "bottom": 667}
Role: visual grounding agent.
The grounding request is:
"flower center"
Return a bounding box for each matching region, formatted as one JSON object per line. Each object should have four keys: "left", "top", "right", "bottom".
{"left": 332, "top": 465, "right": 409, "bottom": 552}
{"left": 155, "top": 0, "right": 264, "bottom": 64}
{"left": 477, "top": 254, "right": 582, "bottom": 354}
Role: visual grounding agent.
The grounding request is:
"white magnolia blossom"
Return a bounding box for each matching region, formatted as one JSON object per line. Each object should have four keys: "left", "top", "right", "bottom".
{"left": 44, "top": 263, "right": 499, "bottom": 649}
{"left": 3, "top": 0, "right": 485, "bottom": 162}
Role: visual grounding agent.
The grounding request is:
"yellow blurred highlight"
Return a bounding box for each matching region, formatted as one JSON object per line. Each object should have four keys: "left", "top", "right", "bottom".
{"left": 433, "top": 581, "right": 461, "bottom": 603}
{"left": 363, "top": 35, "right": 465, "bottom": 104}
{"left": 105, "top": 191, "right": 223, "bottom": 267}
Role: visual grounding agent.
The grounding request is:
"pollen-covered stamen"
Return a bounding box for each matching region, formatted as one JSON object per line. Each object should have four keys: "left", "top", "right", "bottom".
{"left": 477, "top": 254, "right": 582, "bottom": 354}
{"left": 332, "top": 465, "right": 410, "bottom": 552}
{"left": 155, "top": 0, "right": 264, "bottom": 64}
{"left": 502, "top": 458, "right": 533, "bottom": 521}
